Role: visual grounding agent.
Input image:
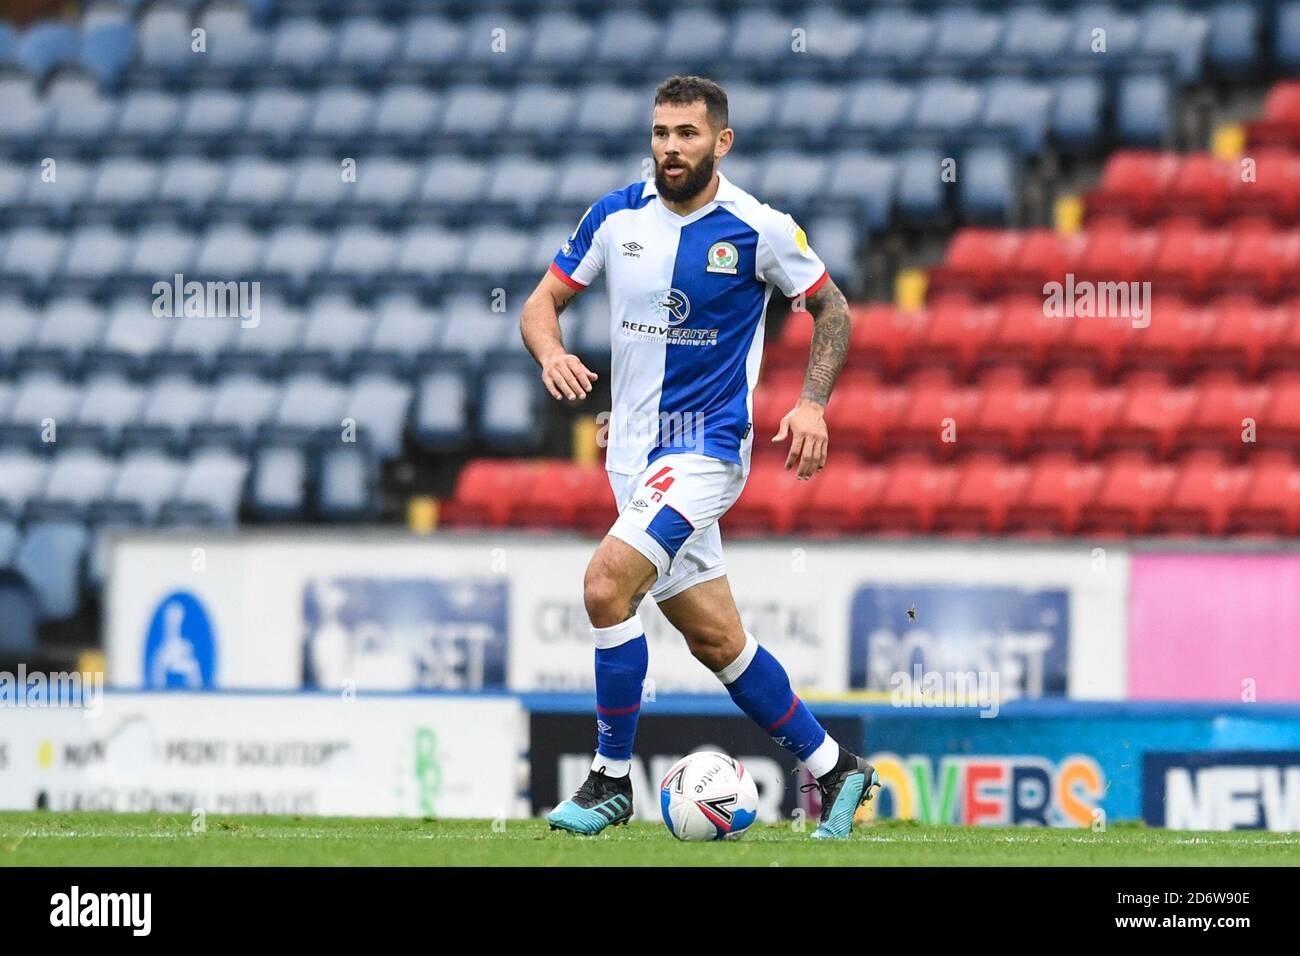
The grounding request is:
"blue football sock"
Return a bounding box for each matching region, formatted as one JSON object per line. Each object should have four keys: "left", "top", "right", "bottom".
{"left": 592, "top": 617, "right": 648, "bottom": 762}
{"left": 716, "top": 633, "right": 829, "bottom": 764}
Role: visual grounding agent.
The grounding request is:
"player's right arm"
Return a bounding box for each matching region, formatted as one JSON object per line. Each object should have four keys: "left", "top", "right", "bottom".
{"left": 520, "top": 270, "right": 598, "bottom": 402}
{"left": 521, "top": 199, "right": 611, "bottom": 401}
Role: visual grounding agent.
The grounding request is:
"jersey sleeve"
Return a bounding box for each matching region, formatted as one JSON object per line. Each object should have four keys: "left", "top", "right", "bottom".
{"left": 550, "top": 202, "right": 607, "bottom": 290}
{"left": 755, "top": 210, "right": 830, "bottom": 299}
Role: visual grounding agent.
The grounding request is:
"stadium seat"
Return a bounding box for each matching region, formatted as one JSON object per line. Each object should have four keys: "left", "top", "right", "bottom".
{"left": 15, "top": 521, "right": 88, "bottom": 621}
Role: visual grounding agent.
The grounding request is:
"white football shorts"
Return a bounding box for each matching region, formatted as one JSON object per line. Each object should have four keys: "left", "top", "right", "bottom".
{"left": 606, "top": 452, "right": 747, "bottom": 602}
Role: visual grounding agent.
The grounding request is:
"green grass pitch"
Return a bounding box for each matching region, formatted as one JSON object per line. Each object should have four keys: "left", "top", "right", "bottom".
{"left": 2, "top": 812, "right": 1299, "bottom": 866}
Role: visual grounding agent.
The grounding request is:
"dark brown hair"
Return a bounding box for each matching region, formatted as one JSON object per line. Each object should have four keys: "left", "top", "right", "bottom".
{"left": 653, "top": 75, "right": 729, "bottom": 133}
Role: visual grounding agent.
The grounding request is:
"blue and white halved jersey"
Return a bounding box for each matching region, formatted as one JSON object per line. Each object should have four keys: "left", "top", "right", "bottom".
{"left": 551, "top": 172, "right": 829, "bottom": 477}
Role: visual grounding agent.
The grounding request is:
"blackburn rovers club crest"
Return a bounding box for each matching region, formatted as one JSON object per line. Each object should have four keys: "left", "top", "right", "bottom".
{"left": 706, "top": 241, "right": 739, "bottom": 275}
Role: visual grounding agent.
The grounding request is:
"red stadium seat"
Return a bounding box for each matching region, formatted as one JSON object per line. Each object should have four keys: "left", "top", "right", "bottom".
{"left": 919, "top": 296, "right": 1002, "bottom": 376}
{"left": 1219, "top": 230, "right": 1300, "bottom": 299}
{"left": 1088, "top": 152, "right": 1181, "bottom": 222}
{"left": 1200, "top": 296, "right": 1292, "bottom": 375}
{"left": 507, "top": 461, "right": 606, "bottom": 529}
{"left": 1150, "top": 458, "right": 1251, "bottom": 535}
{"left": 1149, "top": 226, "right": 1232, "bottom": 299}
{"left": 929, "top": 229, "right": 1025, "bottom": 296}
{"left": 1121, "top": 296, "right": 1216, "bottom": 374}
{"left": 1005, "top": 454, "right": 1105, "bottom": 535}
{"left": 1078, "top": 455, "right": 1177, "bottom": 535}
{"left": 1260, "top": 381, "right": 1300, "bottom": 450}
{"left": 440, "top": 459, "right": 534, "bottom": 528}
{"left": 1056, "top": 308, "right": 1136, "bottom": 377}
{"left": 825, "top": 383, "right": 909, "bottom": 455}
{"left": 792, "top": 463, "right": 889, "bottom": 535}
{"left": 965, "top": 385, "right": 1055, "bottom": 455}
{"left": 723, "top": 463, "right": 814, "bottom": 536}
{"left": 1009, "top": 230, "right": 1090, "bottom": 291}
{"left": 1179, "top": 380, "right": 1273, "bottom": 454}
{"left": 1077, "top": 228, "right": 1159, "bottom": 282}
{"left": 1162, "top": 154, "right": 1240, "bottom": 223}
{"left": 1029, "top": 386, "right": 1127, "bottom": 456}
{"left": 850, "top": 304, "right": 926, "bottom": 373}
{"left": 1227, "top": 458, "right": 1300, "bottom": 535}
{"left": 933, "top": 455, "right": 1031, "bottom": 535}
{"left": 990, "top": 294, "right": 1072, "bottom": 372}
{"left": 573, "top": 473, "right": 619, "bottom": 537}
{"left": 869, "top": 456, "right": 959, "bottom": 534}
{"left": 889, "top": 384, "right": 983, "bottom": 456}
{"left": 1103, "top": 384, "right": 1199, "bottom": 456}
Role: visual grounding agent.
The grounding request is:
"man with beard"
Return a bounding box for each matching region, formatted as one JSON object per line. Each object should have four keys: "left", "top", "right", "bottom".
{"left": 520, "top": 75, "right": 877, "bottom": 838}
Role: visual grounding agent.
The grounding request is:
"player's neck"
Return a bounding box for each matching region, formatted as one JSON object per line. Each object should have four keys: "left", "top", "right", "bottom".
{"left": 659, "top": 172, "right": 720, "bottom": 218}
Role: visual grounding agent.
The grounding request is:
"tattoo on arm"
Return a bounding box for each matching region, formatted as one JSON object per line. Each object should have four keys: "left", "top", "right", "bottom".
{"left": 800, "top": 279, "right": 851, "bottom": 406}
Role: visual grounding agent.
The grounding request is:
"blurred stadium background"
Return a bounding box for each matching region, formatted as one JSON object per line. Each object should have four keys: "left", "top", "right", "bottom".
{"left": 1, "top": 0, "right": 1299, "bottom": 835}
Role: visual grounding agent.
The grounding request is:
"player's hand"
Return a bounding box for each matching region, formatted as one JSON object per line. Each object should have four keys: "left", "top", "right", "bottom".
{"left": 540, "top": 353, "right": 598, "bottom": 401}
{"left": 772, "top": 399, "right": 828, "bottom": 480}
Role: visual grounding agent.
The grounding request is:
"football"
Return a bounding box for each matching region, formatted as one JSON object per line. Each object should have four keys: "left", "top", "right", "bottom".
{"left": 659, "top": 751, "right": 759, "bottom": 841}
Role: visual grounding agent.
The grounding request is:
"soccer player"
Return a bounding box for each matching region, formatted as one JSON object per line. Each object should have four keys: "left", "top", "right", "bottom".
{"left": 520, "top": 76, "right": 878, "bottom": 838}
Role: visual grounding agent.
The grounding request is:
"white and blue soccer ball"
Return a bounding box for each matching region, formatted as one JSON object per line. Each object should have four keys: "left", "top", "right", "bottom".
{"left": 659, "top": 751, "right": 759, "bottom": 841}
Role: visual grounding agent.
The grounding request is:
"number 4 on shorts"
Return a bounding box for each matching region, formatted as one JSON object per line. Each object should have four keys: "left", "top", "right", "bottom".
{"left": 644, "top": 466, "right": 675, "bottom": 492}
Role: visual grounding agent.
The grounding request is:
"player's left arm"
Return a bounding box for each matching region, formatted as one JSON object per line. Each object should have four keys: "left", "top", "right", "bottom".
{"left": 773, "top": 276, "right": 851, "bottom": 479}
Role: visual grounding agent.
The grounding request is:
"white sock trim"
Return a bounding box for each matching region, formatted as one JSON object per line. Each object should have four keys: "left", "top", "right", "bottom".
{"left": 713, "top": 631, "right": 759, "bottom": 685}
{"left": 592, "top": 615, "right": 644, "bottom": 650}
{"left": 803, "top": 736, "right": 841, "bottom": 779}
{"left": 593, "top": 754, "right": 631, "bottom": 778}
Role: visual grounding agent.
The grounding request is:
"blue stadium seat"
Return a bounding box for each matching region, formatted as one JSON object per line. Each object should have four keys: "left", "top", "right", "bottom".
{"left": 343, "top": 373, "right": 413, "bottom": 460}
{"left": 124, "top": 375, "right": 215, "bottom": 449}
{"left": 246, "top": 88, "right": 312, "bottom": 149}
{"left": 661, "top": 9, "right": 729, "bottom": 66}
{"left": 960, "top": 145, "right": 1017, "bottom": 224}
{"left": 0, "top": 227, "right": 66, "bottom": 295}
{"left": 982, "top": 79, "right": 1054, "bottom": 156}
{"left": 932, "top": 8, "right": 1005, "bottom": 66}
{"left": 249, "top": 443, "right": 310, "bottom": 518}
{"left": 315, "top": 440, "right": 377, "bottom": 520}
{"left": 756, "top": 151, "right": 827, "bottom": 215}
{"left": 913, "top": 79, "right": 984, "bottom": 139}
{"left": 0, "top": 23, "right": 17, "bottom": 68}
{"left": 27, "top": 298, "right": 105, "bottom": 374}
{"left": 337, "top": 16, "right": 399, "bottom": 77}
{"left": 350, "top": 157, "right": 421, "bottom": 217}
{"left": 1140, "top": 7, "right": 1209, "bottom": 84}
{"left": 821, "top": 151, "right": 896, "bottom": 232}
{"left": 805, "top": 218, "right": 857, "bottom": 282}
{"left": 178, "top": 90, "right": 246, "bottom": 145}
{"left": 721, "top": 81, "right": 778, "bottom": 144}
{"left": 114, "top": 90, "right": 183, "bottom": 147}
{"left": 128, "top": 223, "right": 193, "bottom": 280}
{"left": 262, "top": 226, "right": 330, "bottom": 292}
{"left": 0, "top": 572, "right": 38, "bottom": 656}
{"left": 288, "top": 158, "right": 351, "bottom": 219}
{"left": 528, "top": 11, "right": 594, "bottom": 67}
{"left": 297, "top": 295, "right": 374, "bottom": 374}
{"left": 162, "top": 448, "right": 249, "bottom": 526}
{"left": 894, "top": 147, "right": 947, "bottom": 225}
{"left": 0, "top": 77, "right": 48, "bottom": 151}
{"left": 324, "top": 226, "right": 398, "bottom": 290}
{"left": 5, "top": 373, "right": 82, "bottom": 444}
{"left": 196, "top": 373, "right": 281, "bottom": 447}
{"left": 80, "top": 21, "right": 136, "bottom": 88}
{"left": 479, "top": 357, "right": 543, "bottom": 453}
{"left": 486, "top": 156, "right": 555, "bottom": 218}
{"left": 1052, "top": 75, "right": 1105, "bottom": 149}
{"left": 87, "top": 157, "right": 157, "bottom": 217}
{"left": 371, "top": 85, "right": 441, "bottom": 148}
{"left": 504, "top": 85, "right": 574, "bottom": 148}
{"left": 460, "top": 226, "right": 533, "bottom": 291}
{"left": 192, "top": 222, "right": 264, "bottom": 280}
{"left": 440, "top": 86, "right": 511, "bottom": 146}
{"left": 22, "top": 157, "right": 93, "bottom": 227}
{"left": 422, "top": 155, "right": 490, "bottom": 213}
{"left": 1067, "top": 7, "right": 1140, "bottom": 59}
{"left": 0, "top": 451, "right": 48, "bottom": 519}
{"left": 1278, "top": 2, "right": 1300, "bottom": 72}
{"left": 774, "top": 82, "right": 846, "bottom": 148}
{"left": 1208, "top": 2, "right": 1258, "bottom": 77}
{"left": 306, "top": 86, "right": 374, "bottom": 148}
{"left": 270, "top": 16, "right": 336, "bottom": 79}
{"left": 137, "top": 5, "right": 196, "bottom": 81}
{"left": 0, "top": 300, "right": 39, "bottom": 374}
{"left": 157, "top": 156, "right": 228, "bottom": 218}
{"left": 47, "top": 75, "right": 120, "bottom": 147}
{"left": 94, "top": 302, "right": 172, "bottom": 377}
{"left": 269, "top": 373, "right": 349, "bottom": 442}
{"left": 159, "top": 314, "right": 233, "bottom": 377}
{"left": 862, "top": 9, "right": 935, "bottom": 68}
{"left": 461, "top": 13, "right": 526, "bottom": 68}
{"left": 18, "top": 21, "right": 81, "bottom": 82}
{"left": 15, "top": 522, "right": 88, "bottom": 621}
{"left": 399, "top": 15, "right": 462, "bottom": 70}
{"left": 355, "top": 294, "right": 442, "bottom": 375}
{"left": 40, "top": 449, "right": 117, "bottom": 517}
{"left": 1117, "top": 73, "right": 1172, "bottom": 146}
{"left": 592, "top": 10, "right": 661, "bottom": 67}
{"left": 200, "top": 2, "right": 269, "bottom": 73}
{"left": 223, "top": 157, "right": 292, "bottom": 218}
{"left": 842, "top": 80, "right": 916, "bottom": 139}
{"left": 727, "top": 9, "right": 796, "bottom": 67}
{"left": 1000, "top": 7, "right": 1071, "bottom": 65}
{"left": 394, "top": 225, "right": 461, "bottom": 288}
{"left": 413, "top": 356, "right": 472, "bottom": 451}
{"left": 575, "top": 296, "right": 611, "bottom": 366}
{"left": 100, "top": 451, "right": 186, "bottom": 524}
{"left": 555, "top": 156, "right": 628, "bottom": 208}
